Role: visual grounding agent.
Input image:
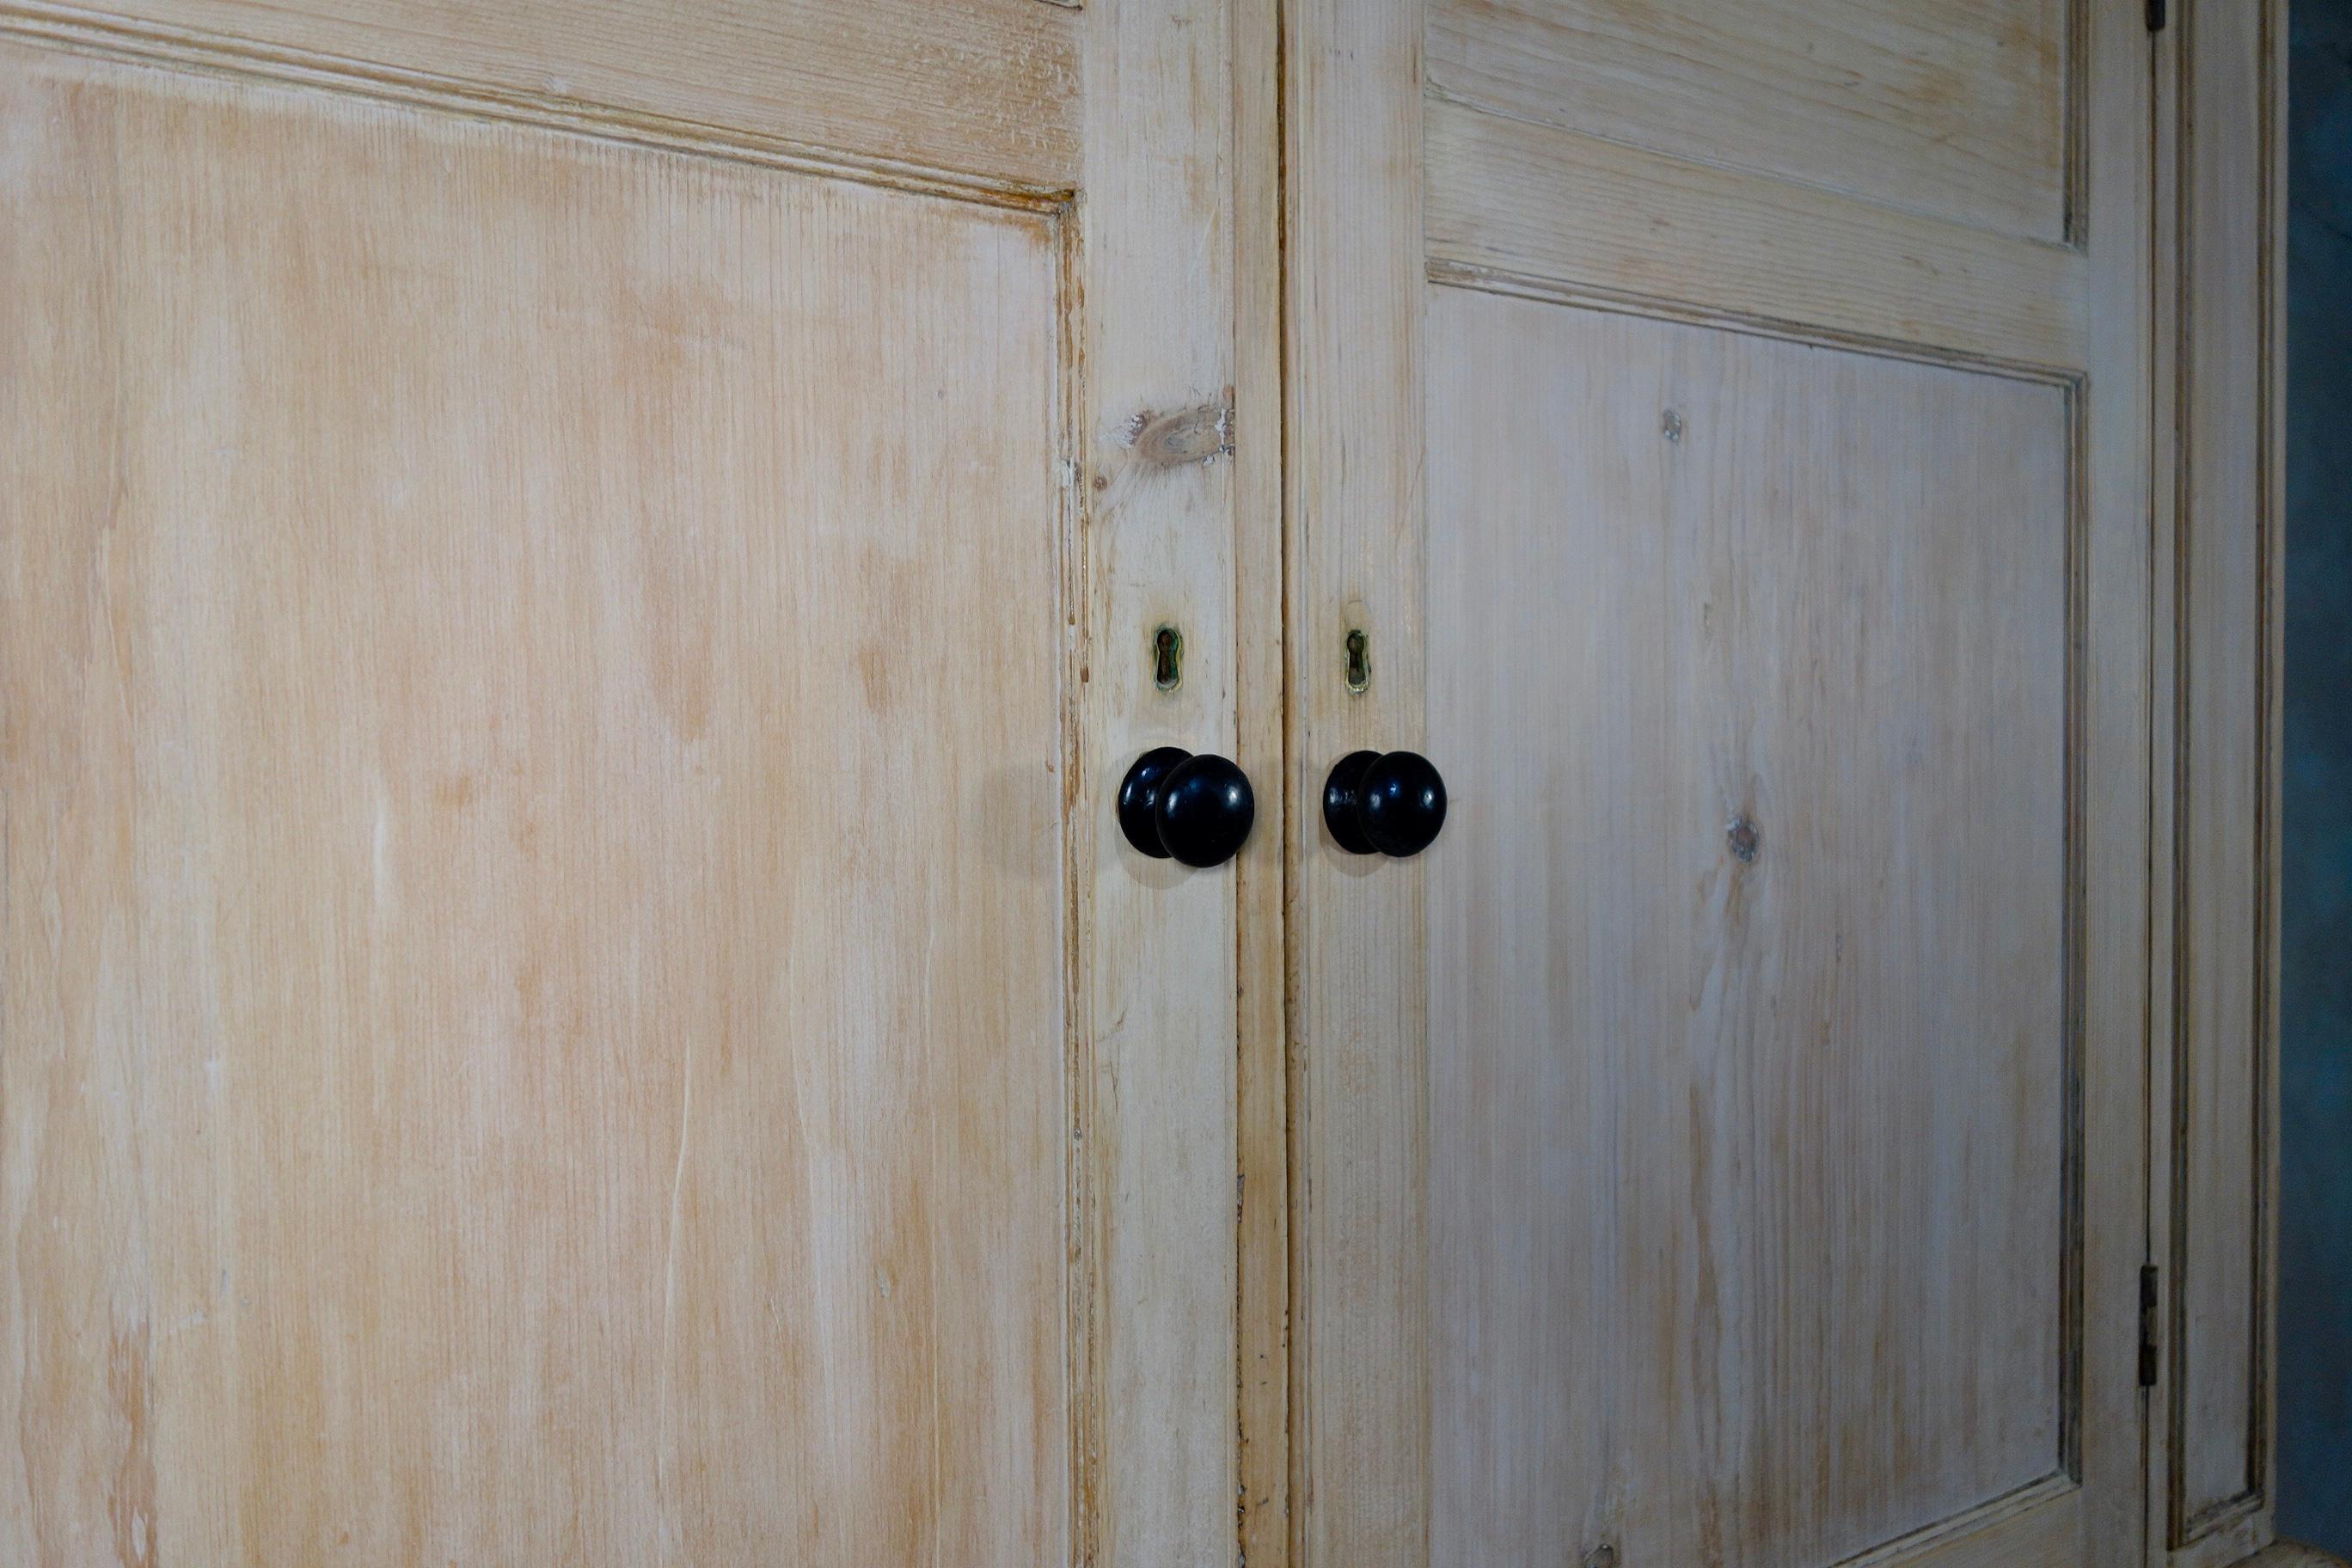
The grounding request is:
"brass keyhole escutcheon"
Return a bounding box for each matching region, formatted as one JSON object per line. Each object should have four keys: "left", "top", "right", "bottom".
{"left": 1344, "top": 627, "right": 1370, "bottom": 694}
{"left": 1153, "top": 625, "right": 1184, "bottom": 691}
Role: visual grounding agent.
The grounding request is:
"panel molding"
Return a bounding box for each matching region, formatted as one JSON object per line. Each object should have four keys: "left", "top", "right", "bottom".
{"left": 1425, "top": 262, "right": 2084, "bottom": 391}
{"left": 1842, "top": 1477, "right": 2079, "bottom": 1568}
{"left": 0, "top": 0, "right": 1076, "bottom": 208}
{"left": 1422, "top": 284, "right": 2089, "bottom": 1562}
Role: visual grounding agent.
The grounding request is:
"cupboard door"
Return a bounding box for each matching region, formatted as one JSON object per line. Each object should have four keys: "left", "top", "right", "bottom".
{"left": 1288, "top": 3, "right": 2153, "bottom": 1565}
{"left": 0, "top": 3, "right": 1276, "bottom": 1563}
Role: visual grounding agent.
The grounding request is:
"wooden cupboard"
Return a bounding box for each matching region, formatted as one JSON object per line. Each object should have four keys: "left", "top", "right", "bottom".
{"left": 0, "top": 2, "right": 2285, "bottom": 1565}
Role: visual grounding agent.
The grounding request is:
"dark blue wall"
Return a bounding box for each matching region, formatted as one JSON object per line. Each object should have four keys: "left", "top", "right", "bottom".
{"left": 2281, "top": 0, "right": 2352, "bottom": 1546}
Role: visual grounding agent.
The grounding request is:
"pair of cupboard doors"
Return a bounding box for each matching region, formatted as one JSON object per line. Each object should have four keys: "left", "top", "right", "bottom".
{"left": 0, "top": 0, "right": 2284, "bottom": 1565}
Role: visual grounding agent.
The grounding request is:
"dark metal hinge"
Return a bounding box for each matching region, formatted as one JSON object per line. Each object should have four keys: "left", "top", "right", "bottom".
{"left": 2148, "top": 0, "right": 2167, "bottom": 33}
{"left": 2138, "top": 1264, "right": 2162, "bottom": 1388}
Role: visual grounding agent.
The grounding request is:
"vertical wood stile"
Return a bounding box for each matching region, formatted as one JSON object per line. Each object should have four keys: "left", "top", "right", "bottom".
{"left": 1074, "top": 0, "right": 1252, "bottom": 1561}
{"left": 1283, "top": 0, "right": 1430, "bottom": 1564}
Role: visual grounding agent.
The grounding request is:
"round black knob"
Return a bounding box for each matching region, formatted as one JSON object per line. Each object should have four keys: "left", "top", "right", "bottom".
{"left": 1323, "top": 749, "right": 1448, "bottom": 858}
{"left": 1118, "top": 748, "right": 1256, "bottom": 868}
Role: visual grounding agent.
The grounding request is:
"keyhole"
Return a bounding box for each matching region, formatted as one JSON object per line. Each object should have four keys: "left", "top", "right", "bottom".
{"left": 1344, "top": 628, "right": 1370, "bottom": 694}
{"left": 1154, "top": 625, "right": 1184, "bottom": 691}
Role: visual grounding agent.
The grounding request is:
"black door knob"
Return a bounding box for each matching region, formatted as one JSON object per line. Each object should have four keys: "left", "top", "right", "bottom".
{"left": 1323, "top": 750, "right": 1448, "bottom": 857}
{"left": 1119, "top": 748, "right": 1256, "bottom": 868}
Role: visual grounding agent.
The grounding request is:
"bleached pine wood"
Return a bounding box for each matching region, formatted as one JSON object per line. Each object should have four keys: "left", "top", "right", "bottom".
{"left": 0, "top": 0, "right": 1078, "bottom": 193}
{"left": 0, "top": 0, "right": 1277, "bottom": 1563}
{"left": 1427, "top": 0, "right": 2071, "bottom": 242}
{"left": 1069, "top": 0, "right": 1260, "bottom": 1559}
{"left": 1283, "top": 0, "right": 1429, "bottom": 1564}
{"left": 1290, "top": 1, "right": 2157, "bottom": 1565}
{"left": 1425, "top": 292, "right": 2073, "bottom": 1567}
{"left": 1424, "top": 97, "right": 2088, "bottom": 370}
{"left": 0, "top": 46, "right": 1070, "bottom": 1561}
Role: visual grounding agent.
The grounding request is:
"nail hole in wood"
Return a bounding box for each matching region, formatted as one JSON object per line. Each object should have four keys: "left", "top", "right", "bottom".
{"left": 1727, "top": 815, "right": 1761, "bottom": 863}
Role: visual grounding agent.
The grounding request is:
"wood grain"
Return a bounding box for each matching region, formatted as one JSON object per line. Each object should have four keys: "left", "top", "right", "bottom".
{"left": 1427, "top": 0, "right": 2072, "bottom": 242}
{"left": 1425, "top": 290, "right": 2074, "bottom": 1568}
{"left": 2155, "top": 0, "right": 2288, "bottom": 1554}
{"left": 1283, "top": 0, "right": 1430, "bottom": 1563}
{"left": 1228, "top": 0, "right": 1290, "bottom": 1563}
{"left": 1424, "top": 95, "right": 2089, "bottom": 371}
{"left": 1069, "top": 0, "right": 1253, "bottom": 1559}
{"left": 2067, "top": 6, "right": 2158, "bottom": 1568}
{"left": 1292, "top": 3, "right": 2156, "bottom": 1565}
{"left": 0, "top": 43, "right": 1075, "bottom": 1564}
{"left": 0, "top": 0, "right": 1079, "bottom": 193}
{"left": 1848, "top": 1481, "right": 2079, "bottom": 1568}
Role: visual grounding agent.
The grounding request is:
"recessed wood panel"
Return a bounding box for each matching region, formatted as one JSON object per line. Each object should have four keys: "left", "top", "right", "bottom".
{"left": 1423, "top": 96, "right": 2089, "bottom": 371}
{"left": 1429, "top": 0, "right": 2072, "bottom": 242}
{"left": 0, "top": 46, "right": 1069, "bottom": 1564}
{"left": 1425, "top": 286, "right": 2075, "bottom": 1568}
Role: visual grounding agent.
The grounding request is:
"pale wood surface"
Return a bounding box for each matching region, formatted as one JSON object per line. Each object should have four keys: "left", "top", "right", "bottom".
{"left": 1424, "top": 95, "right": 2088, "bottom": 370}
{"left": 3, "top": 0, "right": 1280, "bottom": 1559}
{"left": 1283, "top": 0, "right": 1430, "bottom": 1563}
{"left": 0, "top": 41, "right": 1072, "bottom": 1564}
{"left": 1070, "top": 0, "right": 1254, "bottom": 1559}
{"left": 2153, "top": 0, "right": 2288, "bottom": 1556}
{"left": 3, "top": 0, "right": 1079, "bottom": 192}
{"left": 1290, "top": 1, "right": 2155, "bottom": 1565}
{"left": 1428, "top": 0, "right": 2071, "bottom": 242}
{"left": 0, "top": 0, "right": 2266, "bottom": 1561}
{"left": 1228, "top": 0, "right": 1291, "bottom": 1562}
{"left": 1426, "top": 291, "right": 2073, "bottom": 1568}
